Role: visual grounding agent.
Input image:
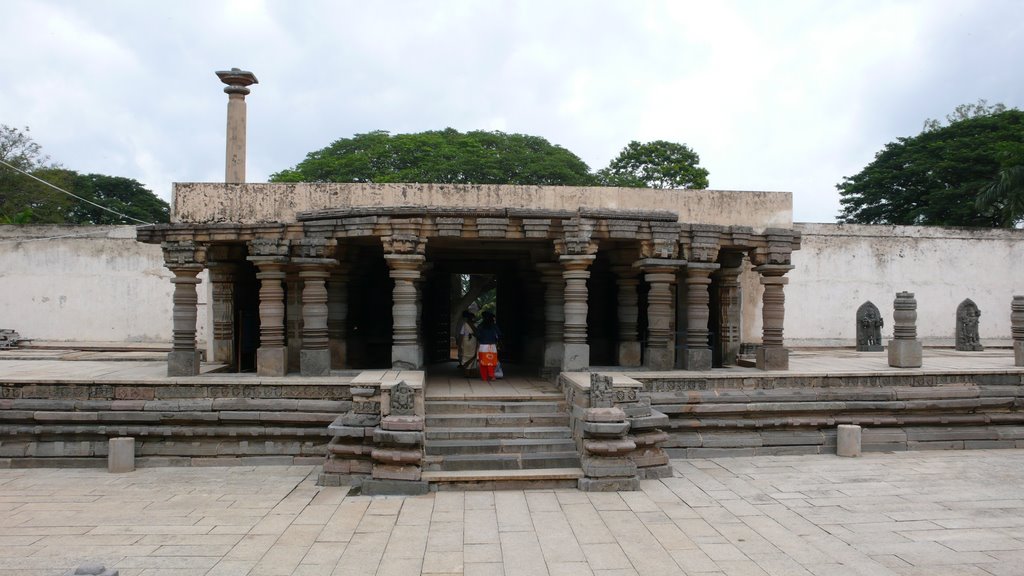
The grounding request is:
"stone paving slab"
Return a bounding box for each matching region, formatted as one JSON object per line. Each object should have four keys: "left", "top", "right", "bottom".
{"left": 2, "top": 451, "right": 1024, "bottom": 574}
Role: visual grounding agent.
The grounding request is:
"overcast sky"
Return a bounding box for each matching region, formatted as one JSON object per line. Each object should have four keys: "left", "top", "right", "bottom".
{"left": 3, "top": 0, "right": 1023, "bottom": 223}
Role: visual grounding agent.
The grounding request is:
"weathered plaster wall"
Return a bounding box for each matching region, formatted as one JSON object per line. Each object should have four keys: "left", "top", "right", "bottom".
{"left": 172, "top": 183, "right": 793, "bottom": 231}
{"left": 787, "top": 223, "right": 1024, "bottom": 347}
{"left": 0, "top": 225, "right": 207, "bottom": 345}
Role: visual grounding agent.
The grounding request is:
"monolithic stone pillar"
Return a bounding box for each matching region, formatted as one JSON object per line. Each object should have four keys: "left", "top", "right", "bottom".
{"left": 296, "top": 259, "right": 334, "bottom": 376}
{"left": 168, "top": 265, "right": 203, "bottom": 376}
{"left": 250, "top": 259, "right": 287, "bottom": 376}
{"left": 386, "top": 254, "right": 426, "bottom": 369}
{"left": 682, "top": 262, "right": 719, "bottom": 371}
{"left": 754, "top": 264, "right": 794, "bottom": 370}
{"left": 215, "top": 68, "right": 258, "bottom": 183}
{"left": 714, "top": 255, "right": 744, "bottom": 366}
{"left": 207, "top": 263, "right": 237, "bottom": 369}
{"left": 888, "top": 291, "right": 922, "bottom": 368}
{"left": 328, "top": 267, "right": 350, "bottom": 370}
{"left": 286, "top": 271, "right": 303, "bottom": 372}
{"left": 537, "top": 263, "right": 566, "bottom": 372}
{"left": 612, "top": 266, "right": 641, "bottom": 367}
{"left": 1012, "top": 296, "right": 1024, "bottom": 367}
{"left": 561, "top": 255, "right": 595, "bottom": 371}
{"left": 635, "top": 261, "right": 682, "bottom": 370}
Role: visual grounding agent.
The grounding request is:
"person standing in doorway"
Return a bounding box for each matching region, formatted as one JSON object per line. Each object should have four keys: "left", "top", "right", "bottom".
{"left": 476, "top": 311, "right": 502, "bottom": 382}
{"left": 457, "top": 310, "right": 478, "bottom": 375}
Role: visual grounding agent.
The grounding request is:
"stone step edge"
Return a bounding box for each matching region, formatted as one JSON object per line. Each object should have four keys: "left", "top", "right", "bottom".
{"left": 425, "top": 395, "right": 564, "bottom": 402}
{"left": 422, "top": 467, "right": 584, "bottom": 482}
{"left": 425, "top": 426, "right": 571, "bottom": 435}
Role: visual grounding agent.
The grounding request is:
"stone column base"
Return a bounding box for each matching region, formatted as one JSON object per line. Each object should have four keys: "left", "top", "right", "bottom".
{"left": 1015, "top": 341, "right": 1024, "bottom": 367}
{"left": 300, "top": 349, "right": 331, "bottom": 376}
{"left": 257, "top": 346, "right": 288, "bottom": 376}
{"left": 562, "top": 343, "right": 590, "bottom": 371}
{"left": 681, "top": 348, "right": 712, "bottom": 371}
{"left": 643, "top": 347, "right": 674, "bottom": 371}
{"left": 167, "top": 350, "right": 201, "bottom": 376}
{"left": 391, "top": 344, "right": 421, "bottom": 370}
{"left": 617, "top": 342, "right": 642, "bottom": 367}
{"left": 887, "top": 340, "right": 922, "bottom": 368}
{"left": 756, "top": 346, "right": 789, "bottom": 371}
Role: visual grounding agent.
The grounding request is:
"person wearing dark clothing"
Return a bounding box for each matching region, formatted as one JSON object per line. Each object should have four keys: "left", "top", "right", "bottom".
{"left": 475, "top": 311, "right": 502, "bottom": 382}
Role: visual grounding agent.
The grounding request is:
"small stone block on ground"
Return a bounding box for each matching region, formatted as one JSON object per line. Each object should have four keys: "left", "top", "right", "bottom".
{"left": 837, "top": 424, "right": 862, "bottom": 457}
{"left": 107, "top": 437, "right": 134, "bottom": 473}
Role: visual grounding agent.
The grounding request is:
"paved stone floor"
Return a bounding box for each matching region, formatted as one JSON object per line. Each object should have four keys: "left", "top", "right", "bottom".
{"left": 2, "top": 451, "right": 1024, "bottom": 576}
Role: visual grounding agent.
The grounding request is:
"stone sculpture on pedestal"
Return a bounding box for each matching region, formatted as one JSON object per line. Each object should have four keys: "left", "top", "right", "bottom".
{"left": 955, "top": 299, "right": 983, "bottom": 351}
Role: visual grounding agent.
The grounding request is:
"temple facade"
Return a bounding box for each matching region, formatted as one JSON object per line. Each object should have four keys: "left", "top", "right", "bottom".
{"left": 137, "top": 182, "right": 801, "bottom": 377}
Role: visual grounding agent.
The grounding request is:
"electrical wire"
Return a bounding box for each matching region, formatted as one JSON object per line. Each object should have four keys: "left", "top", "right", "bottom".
{"left": 0, "top": 159, "right": 155, "bottom": 226}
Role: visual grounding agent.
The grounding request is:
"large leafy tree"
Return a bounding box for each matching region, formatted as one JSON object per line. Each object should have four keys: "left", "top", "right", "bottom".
{"left": 271, "top": 128, "right": 597, "bottom": 186}
{"left": 837, "top": 104, "right": 1024, "bottom": 227}
{"left": 0, "top": 124, "right": 169, "bottom": 224}
{"left": 597, "top": 140, "right": 709, "bottom": 189}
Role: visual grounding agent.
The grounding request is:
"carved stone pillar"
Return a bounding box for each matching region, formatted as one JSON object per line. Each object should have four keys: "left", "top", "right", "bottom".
{"left": 249, "top": 259, "right": 288, "bottom": 376}
{"left": 162, "top": 241, "right": 204, "bottom": 377}
{"left": 215, "top": 67, "right": 258, "bottom": 183}
{"left": 286, "top": 271, "right": 303, "bottom": 372}
{"left": 295, "top": 259, "right": 334, "bottom": 376}
{"left": 386, "top": 254, "right": 426, "bottom": 369}
{"left": 168, "top": 266, "right": 203, "bottom": 376}
{"left": 328, "top": 266, "right": 350, "bottom": 370}
{"left": 612, "top": 266, "right": 641, "bottom": 367}
{"left": 681, "top": 262, "right": 719, "bottom": 371}
{"left": 888, "top": 291, "right": 922, "bottom": 368}
{"left": 1012, "top": 296, "right": 1024, "bottom": 367}
{"left": 636, "top": 260, "right": 685, "bottom": 370}
{"left": 207, "top": 263, "right": 237, "bottom": 369}
{"left": 714, "top": 254, "right": 744, "bottom": 366}
{"left": 537, "top": 263, "right": 566, "bottom": 372}
{"left": 561, "top": 255, "right": 595, "bottom": 371}
{"left": 754, "top": 264, "right": 794, "bottom": 370}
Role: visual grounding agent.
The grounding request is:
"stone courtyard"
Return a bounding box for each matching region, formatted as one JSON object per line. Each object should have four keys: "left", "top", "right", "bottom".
{"left": 2, "top": 449, "right": 1024, "bottom": 576}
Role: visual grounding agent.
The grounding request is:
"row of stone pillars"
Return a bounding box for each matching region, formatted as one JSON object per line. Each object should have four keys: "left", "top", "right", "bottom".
{"left": 166, "top": 250, "right": 793, "bottom": 376}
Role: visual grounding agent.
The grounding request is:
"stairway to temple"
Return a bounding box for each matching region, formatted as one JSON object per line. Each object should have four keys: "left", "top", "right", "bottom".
{"left": 420, "top": 374, "right": 583, "bottom": 490}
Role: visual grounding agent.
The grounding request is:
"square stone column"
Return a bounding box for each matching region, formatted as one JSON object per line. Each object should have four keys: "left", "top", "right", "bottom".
{"left": 386, "top": 254, "right": 426, "bottom": 369}
{"left": 714, "top": 254, "right": 744, "bottom": 366}
{"left": 636, "top": 259, "right": 686, "bottom": 371}
{"left": 207, "top": 262, "right": 237, "bottom": 369}
{"left": 681, "top": 262, "right": 720, "bottom": 371}
{"left": 560, "top": 255, "right": 596, "bottom": 371}
{"left": 612, "top": 266, "right": 642, "bottom": 367}
{"left": 295, "top": 258, "right": 335, "bottom": 376}
{"left": 248, "top": 257, "right": 288, "bottom": 376}
{"left": 754, "top": 264, "right": 794, "bottom": 371}
{"left": 537, "top": 263, "right": 566, "bottom": 372}
{"left": 328, "top": 266, "right": 350, "bottom": 370}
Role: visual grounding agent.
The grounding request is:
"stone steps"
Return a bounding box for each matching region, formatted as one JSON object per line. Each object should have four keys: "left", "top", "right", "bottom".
{"left": 425, "top": 426, "right": 571, "bottom": 441}
{"left": 423, "top": 397, "right": 581, "bottom": 478}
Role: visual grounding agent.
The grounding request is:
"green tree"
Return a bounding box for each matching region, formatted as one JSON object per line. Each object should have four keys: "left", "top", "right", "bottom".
{"left": 597, "top": 140, "right": 709, "bottom": 189}
{"left": 976, "top": 143, "right": 1024, "bottom": 227}
{"left": 837, "top": 106, "right": 1024, "bottom": 227}
{"left": 271, "top": 128, "right": 596, "bottom": 186}
{"left": 0, "top": 125, "right": 169, "bottom": 224}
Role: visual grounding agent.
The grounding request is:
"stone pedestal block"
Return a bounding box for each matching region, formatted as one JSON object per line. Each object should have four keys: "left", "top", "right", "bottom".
{"left": 681, "top": 348, "right": 712, "bottom": 371}
{"left": 887, "top": 339, "right": 922, "bottom": 368}
{"left": 617, "top": 342, "right": 642, "bottom": 367}
{"left": 562, "top": 343, "right": 590, "bottom": 371}
{"left": 391, "top": 344, "right": 421, "bottom": 370}
{"left": 167, "top": 350, "right": 200, "bottom": 377}
{"left": 108, "top": 437, "right": 135, "bottom": 473}
{"left": 300, "top": 349, "right": 331, "bottom": 376}
{"left": 257, "top": 346, "right": 287, "bottom": 376}
{"left": 756, "top": 347, "right": 789, "bottom": 371}
{"left": 642, "top": 347, "right": 673, "bottom": 371}
{"left": 837, "top": 425, "right": 862, "bottom": 457}
{"left": 1016, "top": 341, "right": 1024, "bottom": 367}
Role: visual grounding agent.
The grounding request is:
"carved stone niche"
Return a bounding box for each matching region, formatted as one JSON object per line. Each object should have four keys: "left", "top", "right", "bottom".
{"left": 955, "top": 299, "right": 983, "bottom": 351}
{"left": 856, "top": 301, "right": 884, "bottom": 351}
